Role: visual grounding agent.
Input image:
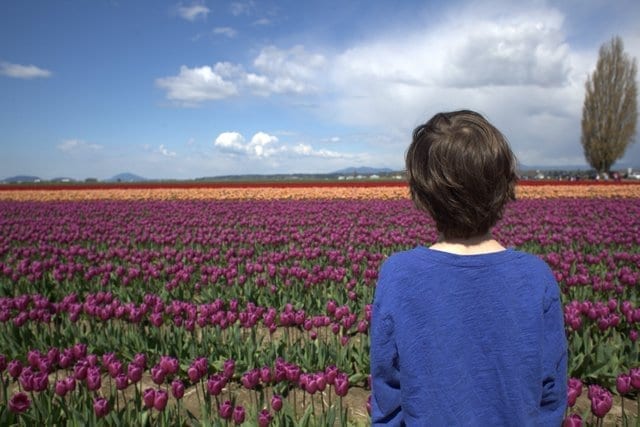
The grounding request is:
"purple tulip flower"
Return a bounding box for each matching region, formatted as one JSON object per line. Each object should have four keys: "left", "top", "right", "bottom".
{"left": 9, "top": 392, "right": 31, "bottom": 413}
{"left": 94, "top": 397, "right": 109, "bottom": 418}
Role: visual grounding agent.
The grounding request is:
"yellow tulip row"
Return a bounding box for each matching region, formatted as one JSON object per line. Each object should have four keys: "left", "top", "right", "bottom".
{"left": 0, "top": 183, "right": 639, "bottom": 201}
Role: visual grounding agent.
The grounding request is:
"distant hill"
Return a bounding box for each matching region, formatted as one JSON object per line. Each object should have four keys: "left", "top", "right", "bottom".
{"left": 330, "top": 166, "right": 395, "bottom": 175}
{"left": 2, "top": 175, "right": 42, "bottom": 183}
{"left": 106, "top": 172, "right": 147, "bottom": 183}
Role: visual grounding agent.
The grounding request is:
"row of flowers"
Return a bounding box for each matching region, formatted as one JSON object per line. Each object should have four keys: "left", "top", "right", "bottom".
{"left": 2, "top": 347, "right": 639, "bottom": 425}
{"left": 1, "top": 182, "right": 639, "bottom": 201}
{"left": 0, "top": 346, "right": 353, "bottom": 425}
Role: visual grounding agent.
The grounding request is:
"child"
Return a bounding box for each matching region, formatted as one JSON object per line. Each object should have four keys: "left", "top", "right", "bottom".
{"left": 370, "top": 110, "right": 567, "bottom": 425}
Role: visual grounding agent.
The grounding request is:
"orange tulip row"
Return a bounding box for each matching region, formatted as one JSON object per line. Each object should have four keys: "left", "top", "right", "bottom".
{"left": 0, "top": 183, "right": 639, "bottom": 201}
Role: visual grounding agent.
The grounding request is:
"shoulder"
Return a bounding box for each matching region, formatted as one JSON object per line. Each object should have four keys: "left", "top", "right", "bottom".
{"left": 375, "top": 247, "right": 426, "bottom": 296}
{"left": 508, "top": 250, "right": 561, "bottom": 300}
{"left": 378, "top": 247, "right": 427, "bottom": 278}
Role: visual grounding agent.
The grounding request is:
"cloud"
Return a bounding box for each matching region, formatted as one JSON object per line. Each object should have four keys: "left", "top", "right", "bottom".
{"left": 291, "top": 144, "right": 346, "bottom": 158}
{"left": 176, "top": 1, "right": 210, "bottom": 21}
{"left": 317, "top": 2, "right": 598, "bottom": 167}
{"left": 57, "top": 139, "right": 103, "bottom": 153}
{"left": 0, "top": 61, "right": 52, "bottom": 79}
{"left": 214, "top": 132, "right": 246, "bottom": 153}
{"left": 213, "top": 27, "right": 237, "bottom": 38}
{"left": 155, "top": 65, "right": 237, "bottom": 103}
{"left": 213, "top": 131, "right": 353, "bottom": 161}
{"left": 156, "top": 144, "right": 177, "bottom": 157}
{"left": 214, "top": 131, "right": 281, "bottom": 158}
{"left": 252, "top": 18, "right": 271, "bottom": 26}
{"left": 229, "top": 1, "right": 255, "bottom": 16}
{"left": 157, "top": 46, "right": 326, "bottom": 103}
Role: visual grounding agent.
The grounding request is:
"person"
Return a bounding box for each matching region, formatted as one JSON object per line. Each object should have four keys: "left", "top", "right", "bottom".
{"left": 370, "top": 110, "right": 567, "bottom": 426}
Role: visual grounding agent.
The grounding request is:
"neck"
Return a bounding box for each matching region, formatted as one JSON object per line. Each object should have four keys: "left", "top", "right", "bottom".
{"left": 430, "top": 232, "right": 506, "bottom": 255}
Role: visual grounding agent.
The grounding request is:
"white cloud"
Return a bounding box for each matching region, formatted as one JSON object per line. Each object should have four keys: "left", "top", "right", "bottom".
{"left": 155, "top": 65, "right": 237, "bottom": 103}
{"left": 214, "top": 131, "right": 280, "bottom": 158}
{"left": 156, "top": 144, "right": 177, "bottom": 157}
{"left": 176, "top": 1, "right": 209, "bottom": 21}
{"left": 157, "top": 46, "right": 326, "bottom": 103}
{"left": 57, "top": 139, "right": 103, "bottom": 153}
{"left": 291, "top": 144, "right": 346, "bottom": 158}
{"left": 319, "top": 3, "right": 604, "bottom": 167}
{"left": 0, "top": 61, "right": 52, "bottom": 79}
{"left": 252, "top": 18, "right": 271, "bottom": 26}
{"left": 229, "top": 1, "right": 254, "bottom": 16}
{"left": 213, "top": 27, "right": 237, "bottom": 38}
{"left": 214, "top": 132, "right": 246, "bottom": 153}
{"left": 213, "top": 131, "right": 353, "bottom": 161}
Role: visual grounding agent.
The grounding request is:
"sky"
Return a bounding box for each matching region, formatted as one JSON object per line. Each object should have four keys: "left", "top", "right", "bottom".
{"left": 1, "top": 0, "right": 639, "bottom": 180}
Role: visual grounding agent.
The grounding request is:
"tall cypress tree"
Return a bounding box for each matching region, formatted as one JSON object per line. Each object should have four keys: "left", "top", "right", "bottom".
{"left": 581, "top": 36, "right": 637, "bottom": 174}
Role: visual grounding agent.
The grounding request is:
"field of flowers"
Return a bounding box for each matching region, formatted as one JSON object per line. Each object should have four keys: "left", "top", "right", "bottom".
{"left": 0, "top": 181, "right": 639, "bottom": 426}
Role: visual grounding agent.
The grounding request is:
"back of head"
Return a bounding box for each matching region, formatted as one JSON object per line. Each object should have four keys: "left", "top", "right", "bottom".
{"left": 406, "top": 110, "right": 517, "bottom": 239}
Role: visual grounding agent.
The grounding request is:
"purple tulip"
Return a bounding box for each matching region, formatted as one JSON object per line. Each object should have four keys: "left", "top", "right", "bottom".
{"left": 616, "top": 373, "right": 632, "bottom": 395}
{"left": 258, "top": 409, "right": 273, "bottom": 427}
{"left": 630, "top": 368, "right": 640, "bottom": 390}
{"left": 172, "top": 379, "right": 185, "bottom": 399}
{"left": 86, "top": 367, "right": 101, "bottom": 391}
{"left": 19, "top": 368, "right": 34, "bottom": 392}
{"left": 325, "top": 365, "right": 338, "bottom": 385}
{"left": 562, "top": 413, "right": 582, "bottom": 427}
{"left": 195, "top": 356, "right": 209, "bottom": 376}
{"left": 32, "top": 371, "right": 49, "bottom": 392}
{"left": 72, "top": 343, "right": 87, "bottom": 360}
{"left": 0, "top": 354, "right": 7, "bottom": 372}
{"left": 9, "top": 392, "right": 31, "bottom": 413}
{"left": 223, "top": 358, "right": 235, "bottom": 380}
{"left": 115, "top": 373, "right": 129, "bottom": 390}
{"left": 271, "top": 394, "right": 283, "bottom": 412}
{"left": 334, "top": 372, "right": 349, "bottom": 397}
{"left": 150, "top": 365, "right": 165, "bottom": 385}
{"left": 108, "top": 360, "right": 123, "bottom": 378}
{"left": 187, "top": 365, "right": 201, "bottom": 382}
{"left": 588, "top": 385, "right": 612, "bottom": 418}
{"left": 7, "top": 359, "right": 23, "bottom": 379}
{"left": 133, "top": 353, "right": 147, "bottom": 369}
{"left": 64, "top": 376, "right": 76, "bottom": 392}
{"left": 59, "top": 352, "right": 74, "bottom": 369}
{"left": 232, "top": 405, "right": 246, "bottom": 425}
{"left": 207, "top": 374, "right": 225, "bottom": 396}
{"left": 55, "top": 379, "right": 68, "bottom": 397}
{"left": 219, "top": 400, "right": 233, "bottom": 419}
{"left": 143, "top": 388, "right": 156, "bottom": 409}
{"left": 154, "top": 389, "right": 169, "bottom": 411}
{"left": 74, "top": 361, "right": 88, "bottom": 381}
{"left": 127, "top": 363, "right": 143, "bottom": 383}
{"left": 86, "top": 354, "right": 98, "bottom": 367}
{"left": 159, "top": 356, "right": 178, "bottom": 376}
{"left": 260, "top": 366, "right": 272, "bottom": 383}
{"left": 94, "top": 397, "right": 109, "bottom": 418}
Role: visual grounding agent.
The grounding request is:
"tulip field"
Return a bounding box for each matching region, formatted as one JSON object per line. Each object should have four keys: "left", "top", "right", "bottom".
{"left": 0, "top": 181, "right": 639, "bottom": 426}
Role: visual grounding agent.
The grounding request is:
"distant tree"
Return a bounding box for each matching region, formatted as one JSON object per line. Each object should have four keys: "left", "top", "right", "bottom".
{"left": 581, "top": 36, "right": 637, "bottom": 174}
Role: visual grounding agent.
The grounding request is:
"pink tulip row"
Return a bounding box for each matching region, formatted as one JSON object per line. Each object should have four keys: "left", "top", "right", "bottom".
{"left": 0, "top": 345, "right": 352, "bottom": 424}
{"left": 564, "top": 299, "right": 640, "bottom": 336}
{"left": 0, "top": 292, "right": 371, "bottom": 340}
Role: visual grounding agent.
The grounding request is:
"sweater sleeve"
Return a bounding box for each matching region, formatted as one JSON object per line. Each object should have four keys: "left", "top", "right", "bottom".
{"left": 539, "top": 275, "right": 568, "bottom": 425}
{"left": 370, "top": 259, "right": 402, "bottom": 425}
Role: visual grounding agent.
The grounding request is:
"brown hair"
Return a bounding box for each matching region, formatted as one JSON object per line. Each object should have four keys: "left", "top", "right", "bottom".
{"left": 406, "top": 110, "right": 517, "bottom": 239}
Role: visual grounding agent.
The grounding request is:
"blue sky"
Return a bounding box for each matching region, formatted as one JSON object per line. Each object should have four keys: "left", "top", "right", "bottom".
{"left": 1, "top": 0, "right": 639, "bottom": 180}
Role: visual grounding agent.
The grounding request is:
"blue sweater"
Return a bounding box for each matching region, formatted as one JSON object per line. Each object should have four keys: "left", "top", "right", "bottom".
{"left": 370, "top": 247, "right": 567, "bottom": 426}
